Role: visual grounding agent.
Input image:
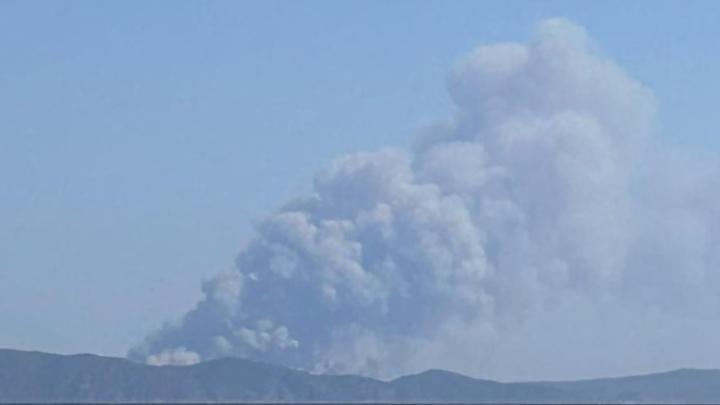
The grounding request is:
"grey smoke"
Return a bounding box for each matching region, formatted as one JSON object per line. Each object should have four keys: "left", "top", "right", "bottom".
{"left": 130, "top": 19, "right": 720, "bottom": 381}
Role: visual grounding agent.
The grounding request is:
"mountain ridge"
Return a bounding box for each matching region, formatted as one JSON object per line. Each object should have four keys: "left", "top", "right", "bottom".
{"left": 1, "top": 348, "right": 718, "bottom": 403}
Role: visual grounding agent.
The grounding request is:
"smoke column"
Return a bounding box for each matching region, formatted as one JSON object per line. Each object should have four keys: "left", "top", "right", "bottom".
{"left": 130, "top": 19, "right": 720, "bottom": 381}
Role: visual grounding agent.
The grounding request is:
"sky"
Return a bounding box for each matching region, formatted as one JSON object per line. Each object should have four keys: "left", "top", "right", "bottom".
{"left": 2, "top": 1, "right": 720, "bottom": 381}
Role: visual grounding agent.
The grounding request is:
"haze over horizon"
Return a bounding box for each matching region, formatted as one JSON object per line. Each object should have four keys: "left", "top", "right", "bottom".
{"left": 3, "top": 1, "right": 720, "bottom": 383}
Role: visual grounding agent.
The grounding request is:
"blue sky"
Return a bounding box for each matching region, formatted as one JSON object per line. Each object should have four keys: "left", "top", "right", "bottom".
{"left": 2, "top": 1, "right": 720, "bottom": 357}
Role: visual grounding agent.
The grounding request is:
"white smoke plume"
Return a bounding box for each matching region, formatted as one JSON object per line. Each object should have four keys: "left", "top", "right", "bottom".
{"left": 130, "top": 19, "right": 720, "bottom": 381}
{"left": 146, "top": 347, "right": 201, "bottom": 366}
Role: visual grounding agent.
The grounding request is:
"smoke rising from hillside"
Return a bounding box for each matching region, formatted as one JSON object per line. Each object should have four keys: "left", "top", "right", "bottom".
{"left": 130, "top": 19, "right": 720, "bottom": 380}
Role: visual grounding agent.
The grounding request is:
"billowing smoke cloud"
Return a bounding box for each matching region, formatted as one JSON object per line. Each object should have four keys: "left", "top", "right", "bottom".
{"left": 130, "top": 19, "right": 720, "bottom": 380}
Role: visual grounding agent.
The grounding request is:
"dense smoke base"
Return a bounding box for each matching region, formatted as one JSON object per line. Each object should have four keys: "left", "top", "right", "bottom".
{"left": 130, "top": 19, "right": 720, "bottom": 381}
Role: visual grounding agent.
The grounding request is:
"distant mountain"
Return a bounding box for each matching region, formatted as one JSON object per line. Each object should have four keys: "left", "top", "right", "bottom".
{"left": 1, "top": 348, "right": 720, "bottom": 403}
{"left": 391, "top": 369, "right": 575, "bottom": 403}
{"left": 543, "top": 368, "right": 720, "bottom": 403}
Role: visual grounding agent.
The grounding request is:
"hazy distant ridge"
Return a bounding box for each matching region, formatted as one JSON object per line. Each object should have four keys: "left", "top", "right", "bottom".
{"left": 1, "top": 349, "right": 719, "bottom": 403}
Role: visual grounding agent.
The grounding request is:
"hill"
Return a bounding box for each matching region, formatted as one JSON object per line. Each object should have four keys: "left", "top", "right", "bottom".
{"left": 1, "top": 348, "right": 719, "bottom": 403}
